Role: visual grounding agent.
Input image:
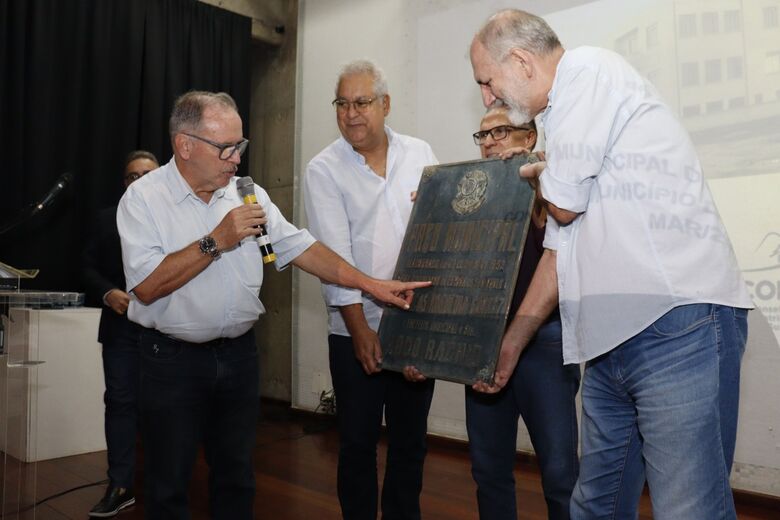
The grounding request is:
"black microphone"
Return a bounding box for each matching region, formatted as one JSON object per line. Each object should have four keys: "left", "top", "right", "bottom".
{"left": 35, "top": 172, "right": 73, "bottom": 212}
{"left": 235, "top": 176, "right": 276, "bottom": 264}
{"left": 0, "top": 171, "right": 73, "bottom": 236}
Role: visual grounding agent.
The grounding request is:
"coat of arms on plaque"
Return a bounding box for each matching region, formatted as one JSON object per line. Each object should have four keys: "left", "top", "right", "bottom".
{"left": 451, "top": 169, "right": 488, "bottom": 216}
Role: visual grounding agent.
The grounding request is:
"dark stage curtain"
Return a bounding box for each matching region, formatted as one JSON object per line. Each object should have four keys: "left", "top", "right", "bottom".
{"left": 0, "top": 0, "right": 251, "bottom": 291}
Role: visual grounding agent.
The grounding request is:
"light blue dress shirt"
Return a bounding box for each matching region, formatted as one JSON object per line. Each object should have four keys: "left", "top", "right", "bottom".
{"left": 539, "top": 47, "right": 752, "bottom": 364}
{"left": 117, "top": 157, "right": 315, "bottom": 343}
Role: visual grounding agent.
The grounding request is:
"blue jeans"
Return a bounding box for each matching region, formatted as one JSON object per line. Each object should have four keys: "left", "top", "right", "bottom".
{"left": 571, "top": 304, "right": 748, "bottom": 520}
{"left": 139, "top": 328, "right": 259, "bottom": 520}
{"left": 102, "top": 325, "right": 141, "bottom": 489}
{"left": 465, "top": 318, "right": 581, "bottom": 520}
{"left": 329, "top": 334, "right": 435, "bottom": 520}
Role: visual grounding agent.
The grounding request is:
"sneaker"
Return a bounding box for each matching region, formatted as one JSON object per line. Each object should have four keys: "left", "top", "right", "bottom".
{"left": 88, "top": 486, "right": 136, "bottom": 518}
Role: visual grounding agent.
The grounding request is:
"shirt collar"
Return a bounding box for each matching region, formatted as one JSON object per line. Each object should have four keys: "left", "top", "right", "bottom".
{"left": 541, "top": 49, "right": 568, "bottom": 123}
{"left": 338, "top": 125, "right": 395, "bottom": 165}
{"left": 166, "top": 157, "right": 232, "bottom": 205}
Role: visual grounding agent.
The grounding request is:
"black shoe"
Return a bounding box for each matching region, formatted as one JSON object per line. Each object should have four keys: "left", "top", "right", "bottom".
{"left": 89, "top": 486, "right": 135, "bottom": 518}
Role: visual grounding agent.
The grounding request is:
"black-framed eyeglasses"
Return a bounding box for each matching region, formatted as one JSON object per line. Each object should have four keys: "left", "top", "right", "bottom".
{"left": 331, "top": 97, "right": 378, "bottom": 114}
{"left": 472, "top": 125, "right": 533, "bottom": 145}
{"left": 182, "top": 132, "right": 249, "bottom": 160}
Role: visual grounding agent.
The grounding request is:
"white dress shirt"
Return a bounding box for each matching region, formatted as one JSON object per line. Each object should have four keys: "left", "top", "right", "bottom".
{"left": 304, "top": 126, "right": 437, "bottom": 336}
{"left": 539, "top": 47, "right": 752, "bottom": 364}
{"left": 117, "top": 158, "right": 315, "bottom": 343}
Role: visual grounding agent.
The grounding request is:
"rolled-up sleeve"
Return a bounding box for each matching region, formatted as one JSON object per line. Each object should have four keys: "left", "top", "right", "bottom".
{"left": 303, "top": 161, "right": 363, "bottom": 307}
{"left": 117, "top": 189, "right": 166, "bottom": 292}
{"left": 252, "top": 185, "right": 316, "bottom": 270}
{"left": 541, "top": 66, "right": 629, "bottom": 214}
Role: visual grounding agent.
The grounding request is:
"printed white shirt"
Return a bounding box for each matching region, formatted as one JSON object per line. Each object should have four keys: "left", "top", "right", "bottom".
{"left": 304, "top": 126, "right": 437, "bottom": 335}
{"left": 117, "top": 157, "right": 315, "bottom": 342}
{"left": 539, "top": 46, "right": 752, "bottom": 364}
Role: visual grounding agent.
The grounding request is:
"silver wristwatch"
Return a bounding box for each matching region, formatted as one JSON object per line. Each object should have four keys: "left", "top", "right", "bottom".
{"left": 198, "top": 235, "right": 220, "bottom": 259}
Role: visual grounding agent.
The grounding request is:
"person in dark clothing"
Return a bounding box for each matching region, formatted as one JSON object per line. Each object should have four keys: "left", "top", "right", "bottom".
{"left": 83, "top": 150, "right": 158, "bottom": 518}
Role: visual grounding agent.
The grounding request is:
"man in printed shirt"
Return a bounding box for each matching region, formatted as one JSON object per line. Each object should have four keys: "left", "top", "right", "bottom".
{"left": 303, "top": 60, "right": 437, "bottom": 520}
{"left": 469, "top": 9, "right": 752, "bottom": 520}
{"left": 117, "top": 90, "right": 428, "bottom": 520}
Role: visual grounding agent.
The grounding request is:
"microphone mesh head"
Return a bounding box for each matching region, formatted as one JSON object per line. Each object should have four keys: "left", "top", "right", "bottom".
{"left": 236, "top": 176, "right": 255, "bottom": 197}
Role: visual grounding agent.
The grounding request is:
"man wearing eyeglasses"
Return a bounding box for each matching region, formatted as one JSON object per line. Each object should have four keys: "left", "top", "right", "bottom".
{"left": 117, "top": 90, "right": 430, "bottom": 519}
{"left": 303, "top": 60, "right": 437, "bottom": 520}
{"left": 464, "top": 106, "right": 582, "bottom": 520}
{"left": 83, "top": 150, "right": 158, "bottom": 518}
{"left": 472, "top": 111, "right": 536, "bottom": 159}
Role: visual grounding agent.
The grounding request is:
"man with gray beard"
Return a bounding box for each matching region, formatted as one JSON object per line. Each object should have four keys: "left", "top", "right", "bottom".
{"left": 469, "top": 9, "right": 752, "bottom": 520}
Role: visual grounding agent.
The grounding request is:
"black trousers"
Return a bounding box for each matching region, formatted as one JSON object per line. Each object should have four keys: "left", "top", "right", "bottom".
{"left": 328, "top": 334, "right": 435, "bottom": 520}
{"left": 101, "top": 325, "right": 141, "bottom": 489}
{"left": 139, "top": 328, "right": 258, "bottom": 520}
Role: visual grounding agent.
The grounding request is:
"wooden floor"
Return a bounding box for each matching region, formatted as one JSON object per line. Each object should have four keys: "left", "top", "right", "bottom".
{"left": 8, "top": 403, "right": 778, "bottom": 519}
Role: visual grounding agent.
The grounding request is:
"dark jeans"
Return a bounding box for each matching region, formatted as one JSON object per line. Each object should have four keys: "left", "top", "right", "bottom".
{"left": 329, "top": 334, "right": 435, "bottom": 520}
{"left": 139, "top": 328, "right": 258, "bottom": 520}
{"left": 465, "top": 319, "right": 581, "bottom": 520}
{"left": 102, "top": 326, "right": 141, "bottom": 489}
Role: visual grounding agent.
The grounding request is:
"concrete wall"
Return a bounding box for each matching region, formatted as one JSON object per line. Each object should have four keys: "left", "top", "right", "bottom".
{"left": 199, "top": 0, "right": 299, "bottom": 401}
{"left": 248, "top": 1, "right": 299, "bottom": 402}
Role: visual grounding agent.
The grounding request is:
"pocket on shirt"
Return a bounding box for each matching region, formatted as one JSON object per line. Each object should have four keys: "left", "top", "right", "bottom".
{"left": 234, "top": 238, "right": 264, "bottom": 291}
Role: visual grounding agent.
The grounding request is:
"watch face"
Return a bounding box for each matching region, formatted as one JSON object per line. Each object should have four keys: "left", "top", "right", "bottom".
{"left": 200, "top": 236, "right": 218, "bottom": 257}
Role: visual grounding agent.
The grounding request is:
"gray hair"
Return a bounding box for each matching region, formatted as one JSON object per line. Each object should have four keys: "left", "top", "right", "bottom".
{"left": 335, "top": 59, "right": 388, "bottom": 98}
{"left": 476, "top": 9, "right": 561, "bottom": 61}
{"left": 169, "top": 91, "right": 238, "bottom": 138}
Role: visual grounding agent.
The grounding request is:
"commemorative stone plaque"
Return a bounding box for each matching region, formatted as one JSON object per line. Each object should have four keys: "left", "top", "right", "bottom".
{"left": 378, "top": 155, "right": 536, "bottom": 384}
